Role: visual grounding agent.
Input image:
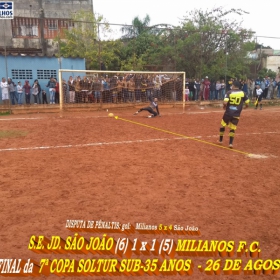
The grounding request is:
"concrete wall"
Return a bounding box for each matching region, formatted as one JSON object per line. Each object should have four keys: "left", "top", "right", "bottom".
{"left": 13, "top": 0, "right": 93, "bottom": 18}
{"left": 265, "top": 56, "right": 280, "bottom": 73}
{"left": 0, "top": 0, "right": 93, "bottom": 54}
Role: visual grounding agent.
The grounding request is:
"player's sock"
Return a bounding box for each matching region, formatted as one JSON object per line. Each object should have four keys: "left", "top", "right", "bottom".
{"left": 229, "top": 129, "right": 235, "bottom": 147}
{"left": 219, "top": 127, "right": 225, "bottom": 142}
{"left": 260, "top": 104, "right": 262, "bottom": 110}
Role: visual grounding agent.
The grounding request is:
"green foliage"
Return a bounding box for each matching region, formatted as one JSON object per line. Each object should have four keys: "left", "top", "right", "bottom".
{"left": 257, "top": 68, "right": 277, "bottom": 79}
{"left": 0, "top": 130, "right": 28, "bottom": 138}
{"left": 174, "top": 7, "right": 255, "bottom": 78}
{"left": 57, "top": 8, "right": 257, "bottom": 77}
{"left": 119, "top": 15, "right": 174, "bottom": 70}
{"left": 55, "top": 11, "right": 120, "bottom": 70}
{"left": 0, "top": 111, "right": 10, "bottom": 116}
{"left": 121, "top": 15, "right": 151, "bottom": 39}
{"left": 117, "top": 8, "right": 256, "bottom": 78}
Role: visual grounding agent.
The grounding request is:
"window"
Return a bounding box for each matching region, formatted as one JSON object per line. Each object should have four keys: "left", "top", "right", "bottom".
{"left": 12, "top": 18, "right": 39, "bottom": 38}
{"left": 12, "top": 69, "right": 33, "bottom": 80}
{"left": 47, "top": 19, "right": 58, "bottom": 30}
{"left": 37, "top": 70, "right": 57, "bottom": 80}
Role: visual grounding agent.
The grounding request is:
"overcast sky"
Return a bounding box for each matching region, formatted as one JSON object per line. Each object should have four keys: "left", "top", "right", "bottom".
{"left": 93, "top": 0, "right": 280, "bottom": 50}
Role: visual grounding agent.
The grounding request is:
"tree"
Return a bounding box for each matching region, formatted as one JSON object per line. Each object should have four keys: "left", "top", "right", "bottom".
{"left": 118, "top": 7, "right": 256, "bottom": 77}
{"left": 258, "top": 68, "right": 277, "bottom": 79}
{"left": 121, "top": 15, "right": 151, "bottom": 39}
{"left": 55, "top": 11, "right": 121, "bottom": 70}
{"left": 173, "top": 7, "right": 255, "bottom": 78}
{"left": 119, "top": 15, "right": 172, "bottom": 70}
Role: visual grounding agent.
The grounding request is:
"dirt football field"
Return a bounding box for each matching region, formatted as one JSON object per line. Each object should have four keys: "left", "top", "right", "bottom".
{"left": 0, "top": 104, "right": 280, "bottom": 280}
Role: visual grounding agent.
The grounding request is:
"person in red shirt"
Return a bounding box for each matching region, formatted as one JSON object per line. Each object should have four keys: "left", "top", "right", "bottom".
{"left": 203, "top": 76, "right": 210, "bottom": 100}
{"left": 23, "top": 80, "right": 31, "bottom": 105}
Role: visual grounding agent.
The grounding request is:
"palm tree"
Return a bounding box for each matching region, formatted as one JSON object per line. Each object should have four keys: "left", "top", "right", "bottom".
{"left": 121, "top": 15, "right": 151, "bottom": 39}
{"left": 121, "top": 15, "right": 172, "bottom": 39}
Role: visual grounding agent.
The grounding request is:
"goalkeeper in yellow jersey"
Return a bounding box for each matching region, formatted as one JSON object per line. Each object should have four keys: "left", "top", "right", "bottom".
{"left": 218, "top": 80, "right": 249, "bottom": 148}
{"left": 133, "top": 98, "right": 160, "bottom": 118}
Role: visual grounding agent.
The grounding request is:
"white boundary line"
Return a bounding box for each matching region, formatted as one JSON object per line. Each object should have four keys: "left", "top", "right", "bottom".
{"left": 0, "top": 117, "right": 43, "bottom": 121}
{"left": 0, "top": 137, "right": 184, "bottom": 152}
{"left": 0, "top": 130, "right": 279, "bottom": 152}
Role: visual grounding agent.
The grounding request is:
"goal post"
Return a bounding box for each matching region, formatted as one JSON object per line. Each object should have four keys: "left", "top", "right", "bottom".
{"left": 58, "top": 69, "right": 186, "bottom": 112}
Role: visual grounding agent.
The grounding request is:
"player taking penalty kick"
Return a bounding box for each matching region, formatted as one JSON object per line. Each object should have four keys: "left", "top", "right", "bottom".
{"left": 133, "top": 98, "right": 160, "bottom": 118}
{"left": 218, "top": 80, "right": 249, "bottom": 148}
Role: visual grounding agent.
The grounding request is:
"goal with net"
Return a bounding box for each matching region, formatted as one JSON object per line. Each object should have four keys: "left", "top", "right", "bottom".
{"left": 58, "top": 69, "right": 186, "bottom": 111}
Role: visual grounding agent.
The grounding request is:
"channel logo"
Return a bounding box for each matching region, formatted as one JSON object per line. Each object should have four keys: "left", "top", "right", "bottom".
{"left": 0, "top": 2, "right": 14, "bottom": 19}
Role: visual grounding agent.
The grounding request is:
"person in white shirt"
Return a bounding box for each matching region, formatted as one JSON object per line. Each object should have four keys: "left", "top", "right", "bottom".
{"left": 1, "top": 77, "right": 9, "bottom": 105}
{"left": 17, "top": 81, "right": 23, "bottom": 105}
{"left": 255, "top": 85, "right": 263, "bottom": 110}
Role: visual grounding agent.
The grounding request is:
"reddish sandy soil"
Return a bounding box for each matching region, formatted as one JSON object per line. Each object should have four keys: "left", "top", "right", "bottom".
{"left": 0, "top": 105, "right": 280, "bottom": 279}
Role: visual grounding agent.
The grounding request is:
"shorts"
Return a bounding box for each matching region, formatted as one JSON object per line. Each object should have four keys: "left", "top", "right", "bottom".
{"left": 1, "top": 92, "right": 9, "bottom": 100}
{"left": 221, "top": 114, "right": 239, "bottom": 130}
{"left": 256, "top": 94, "right": 263, "bottom": 102}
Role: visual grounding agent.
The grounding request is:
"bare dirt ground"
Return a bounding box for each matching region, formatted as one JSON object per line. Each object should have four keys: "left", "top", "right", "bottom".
{"left": 0, "top": 105, "right": 280, "bottom": 279}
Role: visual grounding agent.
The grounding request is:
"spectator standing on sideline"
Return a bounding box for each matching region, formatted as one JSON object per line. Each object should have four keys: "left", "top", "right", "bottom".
{"left": 8, "top": 78, "right": 17, "bottom": 105}
{"left": 185, "top": 86, "right": 190, "bottom": 101}
{"left": 32, "top": 80, "right": 39, "bottom": 104}
{"left": 23, "top": 80, "right": 31, "bottom": 105}
{"left": 17, "top": 81, "right": 23, "bottom": 105}
{"left": 267, "top": 79, "right": 273, "bottom": 99}
{"left": 203, "top": 76, "right": 210, "bottom": 100}
{"left": 68, "top": 76, "right": 75, "bottom": 103}
{"left": 42, "top": 90, "right": 48, "bottom": 104}
{"left": 54, "top": 78, "right": 60, "bottom": 104}
{"left": 215, "top": 80, "right": 221, "bottom": 100}
{"left": 194, "top": 78, "right": 200, "bottom": 101}
{"left": 210, "top": 79, "right": 216, "bottom": 100}
{"left": 32, "top": 80, "right": 41, "bottom": 104}
{"left": 277, "top": 80, "right": 280, "bottom": 98}
{"left": 188, "top": 79, "right": 195, "bottom": 101}
{"left": 1, "top": 77, "right": 9, "bottom": 106}
{"left": 242, "top": 80, "right": 248, "bottom": 97}
{"left": 264, "top": 77, "right": 269, "bottom": 99}
{"left": 199, "top": 79, "right": 205, "bottom": 101}
{"left": 46, "top": 77, "right": 56, "bottom": 104}
{"left": 260, "top": 78, "right": 266, "bottom": 98}
{"left": 34, "top": 79, "right": 42, "bottom": 104}
{"left": 220, "top": 79, "right": 225, "bottom": 100}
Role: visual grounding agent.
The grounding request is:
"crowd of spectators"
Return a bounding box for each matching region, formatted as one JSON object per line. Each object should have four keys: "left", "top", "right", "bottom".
{"left": 184, "top": 76, "right": 280, "bottom": 101}
{"left": 1, "top": 74, "right": 184, "bottom": 105}
{"left": 1, "top": 74, "right": 280, "bottom": 105}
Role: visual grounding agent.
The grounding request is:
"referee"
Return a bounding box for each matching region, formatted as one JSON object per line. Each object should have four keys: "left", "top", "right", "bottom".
{"left": 133, "top": 98, "right": 160, "bottom": 118}
{"left": 218, "top": 80, "right": 249, "bottom": 148}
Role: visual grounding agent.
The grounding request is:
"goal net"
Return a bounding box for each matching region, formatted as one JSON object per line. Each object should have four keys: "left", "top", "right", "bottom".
{"left": 58, "top": 70, "right": 185, "bottom": 110}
